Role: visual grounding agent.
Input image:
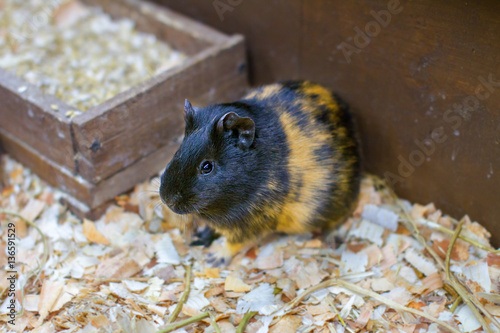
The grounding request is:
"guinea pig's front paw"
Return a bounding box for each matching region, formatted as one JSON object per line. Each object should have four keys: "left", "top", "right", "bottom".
{"left": 190, "top": 226, "right": 219, "bottom": 247}
{"left": 206, "top": 241, "right": 244, "bottom": 268}
{"left": 206, "top": 249, "right": 232, "bottom": 268}
{"left": 324, "top": 231, "right": 344, "bottom": 249}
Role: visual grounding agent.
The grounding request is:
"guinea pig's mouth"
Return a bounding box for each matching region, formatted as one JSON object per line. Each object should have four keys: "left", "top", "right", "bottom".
{"left": 167, "top": 204, "right": 193, "bottom": 215}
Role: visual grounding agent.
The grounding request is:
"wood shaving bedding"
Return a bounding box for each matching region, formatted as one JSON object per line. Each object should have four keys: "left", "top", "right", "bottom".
{"left": 0, "top": 154, "right": 499, "bottom": 333}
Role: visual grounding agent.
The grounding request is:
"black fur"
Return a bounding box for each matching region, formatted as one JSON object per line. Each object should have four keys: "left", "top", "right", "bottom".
{"left": 160, "top": 98, "right": 290, "bottom": 229}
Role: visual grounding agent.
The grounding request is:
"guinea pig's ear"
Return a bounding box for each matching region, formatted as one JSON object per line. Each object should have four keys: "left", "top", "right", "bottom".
{"left": 217, "top": 112, "right": 255, "bottom": 150}
{"left": 184, "top": 99, "right": 197, "bottom": 126}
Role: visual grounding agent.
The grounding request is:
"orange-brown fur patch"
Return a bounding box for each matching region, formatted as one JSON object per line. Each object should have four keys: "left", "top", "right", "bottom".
{"left": 245, "top": 84, "right": 282, "bottom": 100}
{"left": 275, "top": 110, "right": 333, "bottom": 233}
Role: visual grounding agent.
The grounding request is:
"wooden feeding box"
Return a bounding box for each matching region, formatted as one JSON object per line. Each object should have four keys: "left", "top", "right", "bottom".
{"left": 0, "top": 0, "right": 248, "bottom": 218}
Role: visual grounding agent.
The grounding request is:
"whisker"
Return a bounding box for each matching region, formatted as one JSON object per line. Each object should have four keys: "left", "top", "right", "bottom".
{"left": 136, "top": 190, "right": 161, "bottom": 202}
{"left": 145, "top": 186, "right": 160, "bottom": 193}
{"left": 146, "top": 198, "right": 162, "bottom": 209}
{"left": 191, "top": 215, "right": 200, "bottom": 230}
{"left": 136, "top": 191, "right": 150, "bottom": 200}
{"left": 196, "top": 207, "right": 218, "bottom": 226}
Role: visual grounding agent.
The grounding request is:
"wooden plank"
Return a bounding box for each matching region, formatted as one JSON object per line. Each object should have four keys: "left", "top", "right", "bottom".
{"left": 155, "top": 0, "right": 302, "bottom": 84}
{"left": 72, "top": 35, "right": 247, "bottom": 183}
{"left": 62, "top": 140, "right": 182, "bottom": 218}
{"left": 89, "top": 140, "right": 180, "bottom": 207}
{"left": 0, "top": 128, "right": 91, "bottom": 203}
{"left": 299, "top": 0, "right": 500, "bottom": 244}
{"left": 1, "top": 122, "right": 178, "bottom": 211}
{"left": 0, "top": 122, "right": 167, "bottom": 219}
{"left": 60, "top": 193, "right": 112, "bottom": 221}
{"left": 0, "top": 69, "right": 76, "bottom": 172}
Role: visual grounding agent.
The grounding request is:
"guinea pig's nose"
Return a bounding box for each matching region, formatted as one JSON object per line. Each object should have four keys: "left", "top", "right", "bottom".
{"left": 167, "top": 194, "right": 181, "bottom": 206}
{"left": 160, "top": 190, "right": 181, "bottom": 208}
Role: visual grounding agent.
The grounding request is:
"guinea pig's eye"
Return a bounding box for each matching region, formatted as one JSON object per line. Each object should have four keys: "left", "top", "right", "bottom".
{"left": 200, "top": 160, "right": 214, "bottom": 175}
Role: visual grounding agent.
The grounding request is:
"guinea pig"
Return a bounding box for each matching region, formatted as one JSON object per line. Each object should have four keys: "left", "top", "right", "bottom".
{"left": 160, "top": 80, "right": 361, "bottom": 266}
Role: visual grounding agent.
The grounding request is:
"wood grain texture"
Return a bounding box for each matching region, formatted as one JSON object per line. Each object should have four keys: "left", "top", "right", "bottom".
{"left": 300, "top": 0, "right": 500, "bottom": 244}
{"left": 155, "top": 0, "right": 302, "bottom": 84}
{"left": 0, "top": 69, "right": 76, "bottom": 172}
{"left": 89, "top": 140, "right": 180, "bottom": 207}
{"left": 0, "top": 128, "right": 91, "bottom": 203}
{"left": 155, "top": 0, "right": 500, "bottom": 243}
{"left": 1, "top": 125, "right": 180, "bottom": 209}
